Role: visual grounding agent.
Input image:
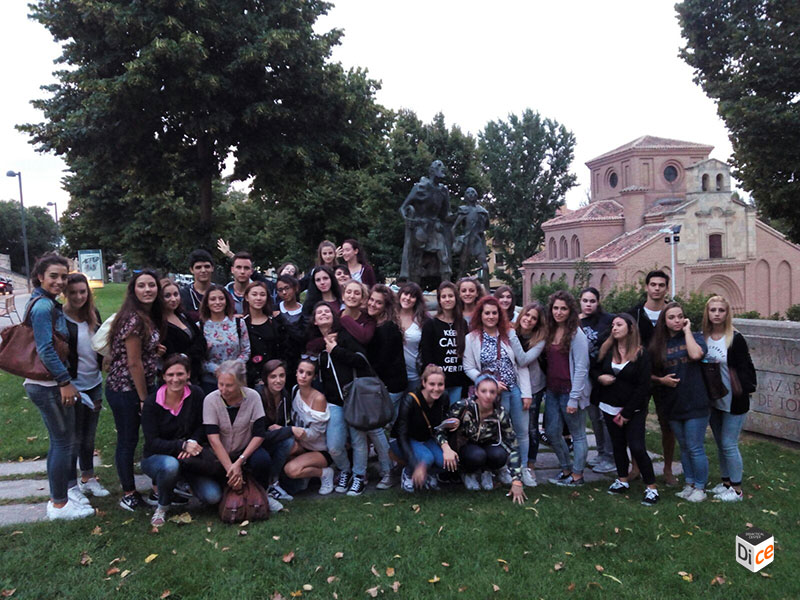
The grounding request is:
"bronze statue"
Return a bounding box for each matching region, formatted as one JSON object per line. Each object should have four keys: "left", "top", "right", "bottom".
{"left": 399, "top": 160, "right": 453, "bottom": 285}
{"left": 452, "top": 187, "right": 490, "bottom": 291}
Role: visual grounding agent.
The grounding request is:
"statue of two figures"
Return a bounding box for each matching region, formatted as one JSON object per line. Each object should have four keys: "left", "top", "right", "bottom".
{"left": 399, "top": 160, "right": 490, "bottom": 290}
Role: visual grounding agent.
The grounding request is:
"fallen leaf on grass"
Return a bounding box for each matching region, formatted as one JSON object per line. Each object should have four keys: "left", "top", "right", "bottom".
{"left": 441, "top": 562, "right": 450, "bottom": 567}
{"left": 386, "top": 567, "right": 395, "bottom": 577}
{"left": 567, "top": 582, "right": 576, "bottom": 592}
{"left": 238, "top": 530, "right": 248, "bottom": 536}
{"left": 412, "top": 504, "right": 421, "bottom": 513}
{"left": 289, "top": 591, "right": 302, "bottom": 598}
{"left": 391, "top": 581, "right": 401, "bottom": 592}
{"left": 760, "top": 572, "right": 772, "bottom": 578}
{"left": 334, "top": 551, "right": 344, "bottom": 559}
{"left": 270, "top": 592, "right": 285, "bottom": 600}
{"left": 91, "top": 525, "right": 102, "bottom": 536}
{"left": 595, "top": 565, "right": 604, "bottom": 573}
{"left": 9, "top": 531, "right": 23, "bottom": 536}
{"left": 366, "top": 586, "right": 380, "bottom": 597}
{"left": 710, "top": 575, "right": 726, "bottom": 585}
{"left": 428, "top": 575, "right": 440, "bottom": 583}
{"left": 106, "top": 567, "right": 120, "bottom": 576}
{"left": 302, "top": 585, "right": 313, "bottom": 591}
{"left": 327, "top": 576, "right": 338, "bottom": 584}
{"left": 1, "top": 590, "right": 16, "bottom": 598}
{"left": 273, "top": 536, "right": 280, "bottom": 540}
{"left": 458, "top": 586, "right": 467, "bottom": 592}
{"left": 602, "top": 573, "right": 622, "bottom": 584}
{"left": 554, "top": 562, "right": 564, "bottom": 571}
{"left": 26, "top": 436, "right": 38, "bottom": 442}
{"left": 150, "top": 527, "right": 160, "bottom": 534}
{"left": 371, "top": 565, "right": 381, "bottom": 578}
{"left": 492, "top": 584, "right": 500, "bottom": 592}
{"left": 395, "top": 525, "right": 401, "bottom": 533}
{"left": 282, "top": 551, "right": 295, "bottom": 564}
{"left": 144, "top": 554, "right": 158, "bottom": 564}
{"left": 80, "top": 551, "right": 92, "bottom": 566}
{"left": 677, "top": 571, "right": 693, "bottom": 582}
{"left": 160, "top": 592, "right": 171, "bottom": 599}
{"left": 168, "top": 512, "right": 193, "bottom": 524}
{"left": 437, "top": 525, "right": 444, "bottom": 535}
{"left": 120, "top": 570, "right": 130, "bottom": 578}
{"left": 109, "top": 557, "right": 124, "bottom": 565}
{"left": 240, "top": 520, "right": 249, "bottom": 527}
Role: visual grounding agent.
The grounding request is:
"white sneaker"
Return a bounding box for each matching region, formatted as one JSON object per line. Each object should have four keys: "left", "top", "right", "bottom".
{"left": 78, "top": 477, "right": 110, "bottom": 497}
{"left": 675, "top": 484, "right": 694, "bottom": 499}
{"left": 319, "top": 467, "right": 334, "bottom": 495}
{"left": 268, "top": 496, "right": 284, "bottom": 512}
{"left": 480, "top": 471, "right": 494, "bottom": 491}
{"left": 686, "top": 488, "right": 707, "bottom": 503}
{"left": 269, "top": 483, "right": 294, "bottom": 501}
{"left": 716, "top": 487, "right": 743, "bottom": 502}
{"left": 376, "top": 473, "right": 396, "bottom": 490}
{"left": 425, "top": 474, "right": 440, "bottom": 491}
{"left": 462, "top": 472, "right": 480, "bottom": 491}
{"left": 68, "top": 485, "right": 91, "bottom": 507}
{"left": 401, "top": 468, "right": 415, "bottom": 493}
{"left": 151, "top": 506, "right": 167, "bottom": 527}
{"left": 47, "top": 500, "right": 94, "bottom": 521}
{"left": 710, "top": 483, "right": 729, "bottom": 496}
{"left": 497, "top": 466, "right": 513, "bottom": 485}
{"left": 522, "top": 467, "right": 538, "bottom": 488}
{"left": 592, "top": 460, "right": 617, "bottom": 474}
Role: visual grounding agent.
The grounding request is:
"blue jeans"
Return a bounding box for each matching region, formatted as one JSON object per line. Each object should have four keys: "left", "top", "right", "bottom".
{"left": 388, "top": 391, "right": 405, "bottom": 430}
{"left": 351, "top": 427, "right": 392, "bottom": 477}
{"left": 500, "top": 384, "right": 529, "bottom": 466}
{"left": 141, "top": 454, "right": 180, "bottom": 507}
{"left": 244, "top": 446, "right": 273, "bottom": 490}
{"left": 406, "top": 376, "right": 421, "bottom": 394}
{"left": 185, "top": 473, "right": 223, "bottom": 505}
{"left": 528, "top": 390, "right": 544, "bottom": 463}
{"left": 587, "top": 403, "right": 614, "bottom": 462}
{"left": 670, "top": 416, "right": 710, "bottom": 489}
{"left": 326, "top": 404, "right": 351, "bottom": 472}
{"left": 390, "top": 438, "right": 444, "bottom": 469}
{"left": 544, "top": 390, "right": 588, "bottom": 474}
{"left": 709, "top": 408, "right": 745, "bottom": 484}
{"left": 25, "top": 383, "right": 76, "bottom": 503}
{"left": 445, "top": 386, "right": 463, "bottom": 406}
{"left": 265, "top": 436, "right": 295, "bottom": 483}
{"left": 72, "top": 384, "right": 102, "bottom": 483}
{"left": 106, "top": 387, "right": 144, "bottom": 493}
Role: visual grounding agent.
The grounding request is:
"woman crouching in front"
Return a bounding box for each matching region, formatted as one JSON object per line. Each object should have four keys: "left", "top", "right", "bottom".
{"left": 438, "top": 374, "right": 527, "bottom": 504}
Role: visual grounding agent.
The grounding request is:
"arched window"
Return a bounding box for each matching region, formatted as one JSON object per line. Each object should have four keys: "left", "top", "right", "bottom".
{"left": 709, "top": 234, "right": 723, "bottom": 259}
{"left": 559, "top": 236, "right": 568, "bottom": 259}
{"left": 571, "top": 235, "right": 581, "bottom": 258}
{"left": 702, "top": 174, "right": 709, "bottom": 191}
{"left": 548, "top": 238, "right": 556, "bottom": 258}
{"left": 716, "top": 174, "right": 723, "bottom": 191}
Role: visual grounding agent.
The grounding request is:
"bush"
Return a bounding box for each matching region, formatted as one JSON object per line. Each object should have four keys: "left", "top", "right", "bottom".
{"left": 530, "top": 275, "right": 577, "bottom": 305}
{"left": 786, "top": 304, "right": 800, "bottom": 322}
{"left": 735, "top": 310, "right": 762, "bottom": 320}
{"left": 672, "top": 291, "right": 713, "bottom": 328}
{"left": 602, "top": 283, "right": 645, "bottom": 315}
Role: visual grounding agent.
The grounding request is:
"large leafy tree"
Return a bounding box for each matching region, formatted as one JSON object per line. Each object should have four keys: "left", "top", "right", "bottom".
{"left": 0, "top": 201, "right": 59, "bottom": 273}
{"left": 677, "top": 0, "right": 800, "bottom": 240}
{"left": 20, "top": 0, "right": 382, "bottom": 253}
{"left": 479, "top": 109, "right": 577, "bottom": 291}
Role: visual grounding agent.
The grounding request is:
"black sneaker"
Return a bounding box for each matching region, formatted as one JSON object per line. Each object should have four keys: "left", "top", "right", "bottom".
{"left": 144, "top": 490, "right": 188, "bottom": 507}
{"left": 539, "top": 431, "right": 552, "bottom": 446}
{"left": 548, "top": 471, "right": 572, "bottom": 485}
{"left": 143, "top": 491, "right": 160, "bottom": 507}
{"left": 555, "top": 476, "right": 585, "bottom": 488}
{"left": 607, "top": 479, "right": 630, "bottom": 495}
{"left": 119, "top": 491, "right": 144, "bottom": 512}
{"left": 170, "top": 493, "right": 189, "bottom": 506}
{"left": 347, "top": 474, "right": 366, "bottom": 496}
{"left": 335, "top": 471, "right": 352, "bottom": 494}
{"left": 173, "top": 481, "right": 194, "bottom": 499}
{"left": 642, "top": 488, "right": 660, "bottom": 506}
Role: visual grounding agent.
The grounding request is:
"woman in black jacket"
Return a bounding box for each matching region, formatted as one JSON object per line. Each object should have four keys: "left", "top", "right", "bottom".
{"left": 366, "top": 284, "right": 408, "bottom": 423}
{"left": 701, "top": 296, "right": 757, "bottom": 502}
{"left": 161, "top": 279, "right": 205, "bottom": 383}
{"left": 243, "top": 281, "right": 284, "bottom": 388}
{"left": 591, "top": 314, "right": 658, "bottom": 506}
{"left": 140, "top": 355, "right": 218, "bottom": 527}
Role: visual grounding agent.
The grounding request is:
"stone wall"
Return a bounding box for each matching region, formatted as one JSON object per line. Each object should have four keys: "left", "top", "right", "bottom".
{"left": 733, "top": 318, "right": 800, "bottom": 443}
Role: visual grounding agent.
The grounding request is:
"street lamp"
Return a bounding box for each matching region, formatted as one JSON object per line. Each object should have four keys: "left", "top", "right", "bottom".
{"left": 6, "top": 170, "right": 31, "bottom": 292}
{"left": 659, "top": 225, "right": 681, "bottom": 299}
{"left": 47, "top": 201, "right": 59, "bottom": 227}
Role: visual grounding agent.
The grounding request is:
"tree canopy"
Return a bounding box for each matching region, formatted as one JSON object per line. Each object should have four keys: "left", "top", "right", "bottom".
{"left": 0, "top": 200, "right": 59, "bottom": 273}
{"left": 677, "top": 0, "right": 800, "bottom": 241}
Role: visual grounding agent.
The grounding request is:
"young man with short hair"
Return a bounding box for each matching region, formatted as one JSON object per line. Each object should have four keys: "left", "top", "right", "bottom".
{"left": 180, "top": 249, "right": 214, "bottom": 322}
{"left": 225, "top": 251, "right": 254, "bottom": 315}
{"left": 627, "top": 270, "right": 677, "bottom": 485}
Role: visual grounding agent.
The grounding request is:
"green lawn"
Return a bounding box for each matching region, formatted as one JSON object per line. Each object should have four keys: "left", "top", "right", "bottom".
{"left": 0, "top": 284, "right": 797, "bottom": 599}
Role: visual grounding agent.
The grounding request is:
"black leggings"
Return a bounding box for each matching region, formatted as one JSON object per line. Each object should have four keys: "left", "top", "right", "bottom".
{"left": 459, "top": 443, "right": 508, "bottom": 473}
{"left": 603, "top": 410, "right": 655, "bottom": 485}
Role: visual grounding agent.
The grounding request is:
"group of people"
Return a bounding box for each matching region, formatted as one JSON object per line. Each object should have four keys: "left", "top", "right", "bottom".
{"left": 20, "top": 241, "right": 757, "bottom": 525}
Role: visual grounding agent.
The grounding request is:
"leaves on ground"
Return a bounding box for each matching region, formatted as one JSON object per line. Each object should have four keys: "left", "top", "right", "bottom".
{"left": 677, "top": 571, "right": 693, "bottom": 582}
{"left": 365, "top": 585, "right": 379, "bottom": 597}
{"left": 79, "top": 551, "right": 92, "bottom": 566}
{"left": 334, "top": 551, "right": 344, "bottom": 559}
{"left": 385, "top": 567, "right": 395, "bottom": 577}
{"left": 391, "top": 581, "right": 401, "bottom": 592}
{"left": 282, "top": 551, "right": 295, "bottom": 564}
{"left": 554, "top": 562, "right": 564, "bottom": 571}
{"left": 168, "top": 512, "right": 193, "bottom": 524}
{"left": 144, "top": 554, "right": 158, "bottom": 564}
{"left": 91, "top": 526, "right": 102, "bottom": 536}
{"left": 428, "top": 575, "right": 440, "bottom": 583}
{"left": 710, "top": 575, "right": 726, "bottom": 585}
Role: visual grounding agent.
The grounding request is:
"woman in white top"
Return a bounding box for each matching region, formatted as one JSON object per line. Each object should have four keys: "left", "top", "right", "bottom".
{"left": 282, "top": 359, "right": 335, "bottom": 494}
{"left": 397, "top": 282, "right": 430, "bottom": 393}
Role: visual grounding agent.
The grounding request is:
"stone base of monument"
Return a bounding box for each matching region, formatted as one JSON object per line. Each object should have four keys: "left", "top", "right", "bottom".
{"left": 733, "top": 319, "right": 800, "bottom": 443}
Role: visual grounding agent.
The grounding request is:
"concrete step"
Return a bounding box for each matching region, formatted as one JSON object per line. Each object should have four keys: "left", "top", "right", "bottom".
{"left": 0, "top": 474, "right": 152, "bottom": 501}
{"left": 0, "top": 456, "right": 102, "bottom": 477}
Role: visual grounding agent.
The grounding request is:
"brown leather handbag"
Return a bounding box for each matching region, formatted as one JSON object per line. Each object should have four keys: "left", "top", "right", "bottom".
{"left": 0, "top": 297, "right": 69, "bottom": 381}
{"left": 219, "top": 478, "right": 270, "bottom": 523}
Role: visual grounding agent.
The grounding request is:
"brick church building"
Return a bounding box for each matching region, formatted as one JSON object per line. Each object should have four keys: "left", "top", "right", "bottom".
{"left": 521, "top": 135, "right": 800, "bottom": 316}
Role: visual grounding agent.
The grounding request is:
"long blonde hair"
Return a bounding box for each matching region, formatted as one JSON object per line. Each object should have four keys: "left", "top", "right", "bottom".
{"left": 702, "top": 295, "right": 735, "bottom": 348}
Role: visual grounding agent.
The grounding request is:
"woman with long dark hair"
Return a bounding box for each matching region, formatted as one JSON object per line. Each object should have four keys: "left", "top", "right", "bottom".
{"left": 299, "top": 240, "right": 338, "bottom": 292}
{"left": 701, "top": 296, "right": 757, "bottom": 502}
{"left": 243, "top": 281, "right": 283, "bottom": 388}
{"left": 338, "top": 238, "right": 376, "bottom": 287}
{"left": 543, "top": 290, "right": 591, "bottom": 488}
{"left": 107, "top": 269, "right": 165, "bottom": 511}
{"left": 22, "top": 253, "right": 94, "bottom": 520}
{"left": 494, "top": 285, "right": 519, "bottom": 323}
{"left": 301, "top": 265, "right": 342, "bottom": 319}
{"left": 420, "top": 281, "right": 470, "bottom": 405}
{"left": 650, "top": 302, "right": 709, "bottom": 502}
{"left": 398, "top": 282, "right": 430, "bottom": 393}
{"left": 463, "top": 296, "right": 535, "bottom": 487}
{"left": 592, "top": 315, "right": 658, "bottom": 505}
{"left": 199, "top": 284, "right": 250, "bottom": 395}
{"left": 64, "top": 273, "right": 109, "bottom": 500}
{"left": 160, "top": 278, "right": 205, "bottom": 382}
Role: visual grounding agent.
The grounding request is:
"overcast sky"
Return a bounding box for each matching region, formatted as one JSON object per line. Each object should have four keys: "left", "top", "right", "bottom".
{"left": 0, "top": 0, "right": 734, "bottom": 219}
